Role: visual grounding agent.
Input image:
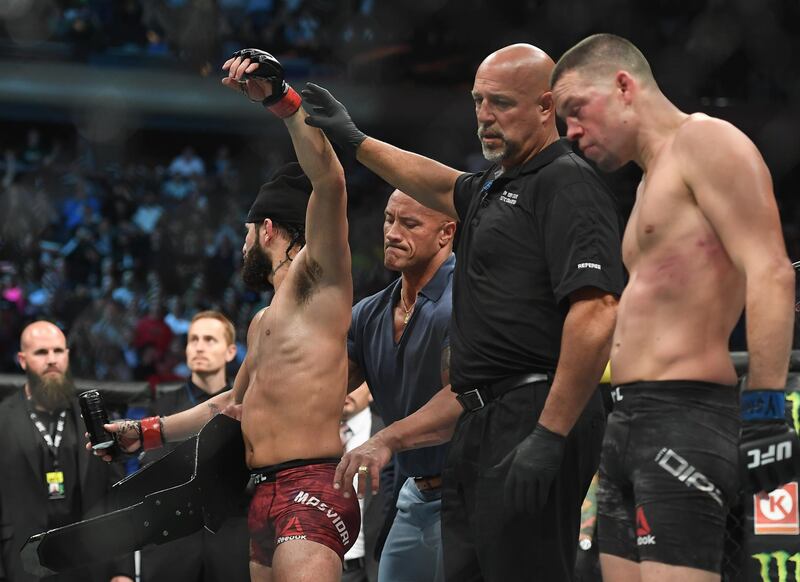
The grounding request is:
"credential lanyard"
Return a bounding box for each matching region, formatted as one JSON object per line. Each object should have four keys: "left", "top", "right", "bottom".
{"left": 29, "top": 409, "right": 67, "bottom": 468}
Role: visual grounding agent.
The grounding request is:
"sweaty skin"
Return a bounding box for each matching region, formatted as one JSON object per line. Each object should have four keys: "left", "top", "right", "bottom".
{"left": 97, "top": 58, "right": 353, "bottom": 476}
{"left": 552, "top": 37, "right": 793, "bottom": 582}
{"left": 554, "top": 66, "right": 793, "bottom": 390}
{"left": 612, "top": 115, "right": 743, "bottom": 386}
{"left": 237, "top": 257, "right": 351, "bottom": 468}
{"left": 230, "top": 87, "right": 352, "bottom": 468}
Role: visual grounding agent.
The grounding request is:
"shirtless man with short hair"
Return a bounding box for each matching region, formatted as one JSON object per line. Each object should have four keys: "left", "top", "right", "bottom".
{"left": 551, "top": 33, "right": 797, "bottom": 582}
{"left": 98, "top": 49, "right": 358, "bottom": 582}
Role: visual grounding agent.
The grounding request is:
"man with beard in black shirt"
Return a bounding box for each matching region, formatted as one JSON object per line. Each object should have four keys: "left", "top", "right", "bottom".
{"left": 0, "top": 321, "right": 133, "bottom": 582}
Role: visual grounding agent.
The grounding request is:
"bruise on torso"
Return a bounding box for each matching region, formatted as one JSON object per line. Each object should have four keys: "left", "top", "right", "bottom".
{"left": 613, "top": 123, "right": 743, "bottom": 384}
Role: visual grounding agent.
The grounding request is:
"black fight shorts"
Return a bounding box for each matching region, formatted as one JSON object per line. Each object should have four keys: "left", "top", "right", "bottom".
{"left": 596, "top": 381, "right": 739, "bottom": 573}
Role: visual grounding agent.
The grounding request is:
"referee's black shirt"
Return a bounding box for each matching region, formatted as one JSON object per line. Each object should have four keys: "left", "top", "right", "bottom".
{"left": 450, "top": 138, "right": 625, "bottom": 391}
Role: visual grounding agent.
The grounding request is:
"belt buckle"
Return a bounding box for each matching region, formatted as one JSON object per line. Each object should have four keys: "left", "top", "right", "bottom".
{"left": 414, "top": 475, "right": 442, "bottom": 492}
{"left": 459, "top": 388, "right": 485, "bottom": 412}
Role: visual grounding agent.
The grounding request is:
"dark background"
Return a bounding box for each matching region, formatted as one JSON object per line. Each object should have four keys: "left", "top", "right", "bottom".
{"left": 1, "top": 0, "right": 798, "bottom": 381}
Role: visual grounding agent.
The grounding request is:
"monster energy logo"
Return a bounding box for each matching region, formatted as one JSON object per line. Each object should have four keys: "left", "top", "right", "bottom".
{"left": 788, "top": 393, "right": 800, "bottom": 434}
{"left": 753, "top": 551, "right": 800, "bottom": 582}
{"left": 751, "top": 393, "right": 800, "bottom": 582}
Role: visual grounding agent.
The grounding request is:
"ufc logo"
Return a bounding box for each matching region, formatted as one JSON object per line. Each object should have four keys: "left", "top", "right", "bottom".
{"left": 747, "top": 441, "right": 792, "bottom": 469}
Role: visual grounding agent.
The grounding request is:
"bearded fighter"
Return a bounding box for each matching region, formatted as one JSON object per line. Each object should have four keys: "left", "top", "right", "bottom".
{"left": 95, "top": 49, "right": 358, "bottom": 582}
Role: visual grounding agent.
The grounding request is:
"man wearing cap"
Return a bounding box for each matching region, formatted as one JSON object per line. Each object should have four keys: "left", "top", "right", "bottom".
{"left": 99, "top": 49, "right": 360, "bottom": 582}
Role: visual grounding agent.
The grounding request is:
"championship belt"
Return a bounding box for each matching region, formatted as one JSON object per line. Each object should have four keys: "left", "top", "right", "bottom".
{"left": 21, "top": 415, "right": 249, "bottom": 576}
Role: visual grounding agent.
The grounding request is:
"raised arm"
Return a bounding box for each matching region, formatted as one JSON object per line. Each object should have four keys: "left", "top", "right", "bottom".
{"left": 285, "top": 110, "right": 350, "bottom": 285}
{"left": 302, "top": 83, "right": 461, "bottom": 219}
{"left": 222, "top": 51, "right": 350, "bottom": 286}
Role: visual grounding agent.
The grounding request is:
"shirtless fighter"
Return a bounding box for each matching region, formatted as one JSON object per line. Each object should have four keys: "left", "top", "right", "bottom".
{"left": 96, "top": 49, "right": 358, "bottom": 581}
{"left": 552, "top": 34, "right": 798, "bottom": 581}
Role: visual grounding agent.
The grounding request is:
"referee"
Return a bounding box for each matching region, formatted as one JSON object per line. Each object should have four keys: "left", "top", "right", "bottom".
{"left": 305, "top": 43, "right": 624, "bottom": 581}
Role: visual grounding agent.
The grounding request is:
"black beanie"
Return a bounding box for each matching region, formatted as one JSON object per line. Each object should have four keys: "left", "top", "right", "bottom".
{"left": 246, "top": 162, "right": 312, "bottom": 226}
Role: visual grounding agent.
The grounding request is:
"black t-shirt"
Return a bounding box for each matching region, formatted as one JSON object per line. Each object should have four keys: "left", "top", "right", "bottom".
{"left": 450, "top": 138, "right": 625, "bottom": 390}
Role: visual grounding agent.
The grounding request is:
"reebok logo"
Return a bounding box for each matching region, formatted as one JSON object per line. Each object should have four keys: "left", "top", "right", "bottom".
{"left": 636, "top": 507, "right": 656, "bottom": 546}
{"left": 277, "top": 534, "right": 307, "bottom": 544}
{"left": 277, "top": 516, "right": 307, "bottom": 544}
{"left": 285, "top": 516, "right": 304, "bottom": 536}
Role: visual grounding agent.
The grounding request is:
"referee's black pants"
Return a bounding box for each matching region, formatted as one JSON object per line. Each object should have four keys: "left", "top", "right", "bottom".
{"left": 441, "top": 382, "right": 605, "bottom": 582}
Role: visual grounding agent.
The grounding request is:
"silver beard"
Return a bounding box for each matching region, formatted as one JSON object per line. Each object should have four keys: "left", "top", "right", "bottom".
{"left": 478, "top": 126, "right": 513, "bottom": 163}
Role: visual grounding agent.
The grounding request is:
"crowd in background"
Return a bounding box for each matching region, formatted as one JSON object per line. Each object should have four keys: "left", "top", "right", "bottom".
{"left": 2, "top": 0, "right": 800, "bottom": 379}
{"left": 0, "top": 0, "right": 798, "bottom": 92}
{"left": 0, "top": 0, "right": 440, "bottom": 81}
{"left": 0, "top": 126, "right": 395, "bottom": 382}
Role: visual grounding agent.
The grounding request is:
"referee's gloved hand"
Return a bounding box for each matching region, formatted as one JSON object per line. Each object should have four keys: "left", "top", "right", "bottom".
{"left": 302, "top": 83, "right": 367, "bottom": 153}
{"left": 503, "top": 423, "right": 566, "bottom": 514}
{"left": 740, "top": 390, "right": 800, "bottom": 494}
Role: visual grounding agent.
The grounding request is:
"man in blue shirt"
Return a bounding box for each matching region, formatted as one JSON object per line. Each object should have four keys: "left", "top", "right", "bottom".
{"left": 339, "top": 189, "right": 459, "bottom": 582}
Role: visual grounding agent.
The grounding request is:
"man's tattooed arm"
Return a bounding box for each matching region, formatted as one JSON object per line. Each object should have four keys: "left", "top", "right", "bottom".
{"left": 159, "top": 390, "right": 235, "bottom": 443}
{"left": 112, "top": 419, "right": 143, "bottom": 452}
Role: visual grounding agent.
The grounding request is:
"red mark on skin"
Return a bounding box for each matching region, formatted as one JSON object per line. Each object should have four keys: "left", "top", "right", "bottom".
{"left": 655, "top": 255, "right": 680, "bottom": 273}
{"left": 644, "top": 225, "right": 654, "bottom": 234}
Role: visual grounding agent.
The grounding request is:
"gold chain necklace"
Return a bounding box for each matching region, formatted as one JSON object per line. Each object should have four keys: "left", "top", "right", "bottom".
{"left": 400, "top": 292, "right": 416, "bottom": 325}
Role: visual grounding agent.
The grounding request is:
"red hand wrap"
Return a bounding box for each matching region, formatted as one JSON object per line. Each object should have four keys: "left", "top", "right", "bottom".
{"left": 266, "top": 86, "right": 302, "bottom": 118}
{"left": 140, "top": 416, "right": 164, "bottom": 450}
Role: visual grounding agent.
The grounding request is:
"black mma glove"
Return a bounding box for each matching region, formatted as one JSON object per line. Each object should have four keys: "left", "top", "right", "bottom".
{"left": 301, "top": 83, "right": 367, "bottom": 152}
{"left": 740, "top": 390, "right": 800, "bottom": 493}
{"left": 231, "top": 48, "right": 302, "bottom": 118}
{"left": 503, "top": 423, "right": 566, "bottom": 513}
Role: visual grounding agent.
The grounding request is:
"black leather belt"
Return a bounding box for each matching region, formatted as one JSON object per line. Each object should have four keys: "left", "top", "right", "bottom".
{"left": 456, "top": 372, "right": 549, "bottom": 412}
{"left": 343, "top": 557, "right": 366, "bottom": 572}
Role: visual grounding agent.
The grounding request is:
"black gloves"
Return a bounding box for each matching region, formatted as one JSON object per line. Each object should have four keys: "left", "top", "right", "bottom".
{"left": 230, "top": 48, "right": 301, "bottom": 118}
{"left": 740, "top": 390, "right": 800, "bottom": 493}
{"left": 231, "top": 48, "right": 290, "bottom": 105}
{"left": 302, "top": 83, "right": 367, "bottom": 153}
{"left": 503, "top": 423, "right": 566, "bottom": 513}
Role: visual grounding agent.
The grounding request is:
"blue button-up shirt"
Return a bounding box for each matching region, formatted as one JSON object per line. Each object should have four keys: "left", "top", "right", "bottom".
{"left": 347, "top": 253, "right": 454, "bottom": 478}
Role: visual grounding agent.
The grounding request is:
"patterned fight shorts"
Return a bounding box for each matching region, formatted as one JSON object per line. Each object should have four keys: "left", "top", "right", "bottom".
{"left": 248, "top": 457, "right": 361, "bottom": 567}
